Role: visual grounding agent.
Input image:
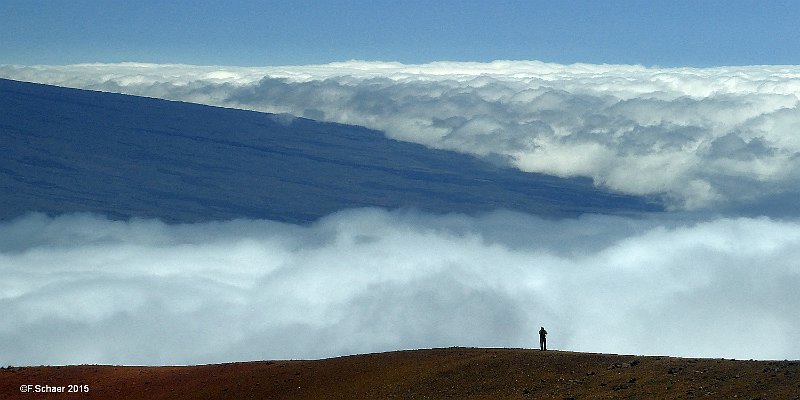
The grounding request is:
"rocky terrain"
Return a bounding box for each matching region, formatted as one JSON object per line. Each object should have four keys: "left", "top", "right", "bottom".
{"left": 2, "top": 348, "right": 798, "bottom": 399}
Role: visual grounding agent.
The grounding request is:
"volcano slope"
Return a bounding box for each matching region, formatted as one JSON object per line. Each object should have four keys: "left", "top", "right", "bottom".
{"left": 2, "top": 348, "right": 798, "bottom": 399}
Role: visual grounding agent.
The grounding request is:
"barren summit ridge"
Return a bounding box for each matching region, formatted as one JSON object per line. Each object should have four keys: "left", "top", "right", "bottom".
{"left": 2, "top": 348, "right": 798, "bottom": 399}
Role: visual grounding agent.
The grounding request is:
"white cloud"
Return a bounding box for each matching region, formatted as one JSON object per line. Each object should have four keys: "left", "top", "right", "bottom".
{"left": 1, "top": 210, "right": 799, "bottom": 366}
{"left": 3, "top": 61, "right": 800, "bottom": 364}
{"left": 4, "top": 60, "right": 799, "bottom": 211}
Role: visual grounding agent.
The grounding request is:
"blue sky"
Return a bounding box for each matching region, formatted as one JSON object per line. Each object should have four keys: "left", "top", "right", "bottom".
{"left": 2, "top": 0, "right": 799, "bottom": 67}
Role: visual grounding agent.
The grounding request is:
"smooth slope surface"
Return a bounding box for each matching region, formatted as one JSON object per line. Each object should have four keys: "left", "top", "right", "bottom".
{"left": 1, "top": 78, "right": 659, "bottom": 223}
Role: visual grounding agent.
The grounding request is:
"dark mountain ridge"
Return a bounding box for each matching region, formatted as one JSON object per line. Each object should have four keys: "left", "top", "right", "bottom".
{"left": 1, "top": 348, "right": 797, "bottom": 399}
{"left": 1, "top": 78, "right": 661, "bottom": 223}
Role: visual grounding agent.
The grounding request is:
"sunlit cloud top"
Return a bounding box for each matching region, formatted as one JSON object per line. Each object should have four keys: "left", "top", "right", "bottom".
{"left": 3, "top": 210, "right": 800, "bottom": 365}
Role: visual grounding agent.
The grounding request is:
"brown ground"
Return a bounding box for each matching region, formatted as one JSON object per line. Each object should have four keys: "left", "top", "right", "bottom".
{"left": 2, "top": 348, "right": 799, "bottom": 399}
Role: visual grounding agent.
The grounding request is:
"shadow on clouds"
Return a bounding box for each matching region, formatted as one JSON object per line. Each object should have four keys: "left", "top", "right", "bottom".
{"left": 3, "top": 61, "right": 800, "bottom": 212}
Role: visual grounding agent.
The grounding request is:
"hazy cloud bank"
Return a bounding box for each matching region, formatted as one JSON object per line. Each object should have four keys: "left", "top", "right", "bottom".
{"left": 3, "top": 61, "right": 800, "bottom": 211}
{"left": 2, "top": 210, "right": 799, "bottom": 366}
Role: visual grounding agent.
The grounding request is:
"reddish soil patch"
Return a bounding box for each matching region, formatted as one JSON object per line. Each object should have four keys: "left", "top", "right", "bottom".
{"left": 2, "top": 348, "right": 799, "bottom": 399}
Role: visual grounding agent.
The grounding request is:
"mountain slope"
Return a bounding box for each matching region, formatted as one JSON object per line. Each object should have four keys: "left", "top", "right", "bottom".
{"left": 2, "top": 348, "right": 798, "bottom": 399}
{"left": 1, "top": 78, "right": 660, "bottom": 223}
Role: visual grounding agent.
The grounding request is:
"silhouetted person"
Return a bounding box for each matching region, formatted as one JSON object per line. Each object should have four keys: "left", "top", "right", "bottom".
{"left": 539, "top": 326, "right": 548, "bottom": 351}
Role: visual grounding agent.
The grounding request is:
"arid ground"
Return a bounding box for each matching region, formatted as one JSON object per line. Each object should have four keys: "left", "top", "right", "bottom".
{"left": 2, "top": 348, "right": 799, "bottom": 399}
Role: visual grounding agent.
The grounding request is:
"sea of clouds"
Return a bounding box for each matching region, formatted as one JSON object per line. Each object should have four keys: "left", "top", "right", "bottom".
{"left": 3, "top": 61, "right": 800, "bottom": 365}
{"left": 3, "top": 60, "right": 800, "bottom": 211}
{"left": 2, "top": 210, "right": 799, "bottom": 366}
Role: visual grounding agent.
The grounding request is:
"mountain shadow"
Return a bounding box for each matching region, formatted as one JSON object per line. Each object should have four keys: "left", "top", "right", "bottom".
{"left": 1, "top": 78, "right": 661, "bottom": 223}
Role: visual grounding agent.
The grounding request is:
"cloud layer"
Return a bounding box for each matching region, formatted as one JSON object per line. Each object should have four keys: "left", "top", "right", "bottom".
{"left": 2, "top": 210, "right": 799, "bottom": 366}
{"left": 3, "top": 61, "right": 799, "bottom": 365}
{"left": 3, "top": 61, "right": 800, "bottom": 211}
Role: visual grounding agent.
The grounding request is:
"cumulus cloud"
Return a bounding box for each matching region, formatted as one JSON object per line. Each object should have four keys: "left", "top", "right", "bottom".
{"left": 1, "top": 210, "right": 799, "bottom": 366}
{"left": 3, "top": 61, "right": 800, "bottom": 211}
